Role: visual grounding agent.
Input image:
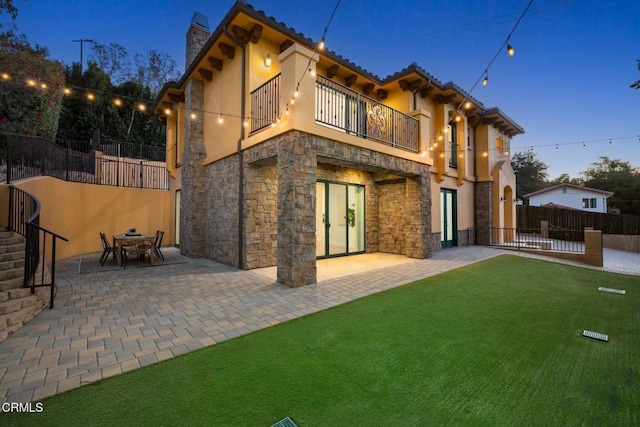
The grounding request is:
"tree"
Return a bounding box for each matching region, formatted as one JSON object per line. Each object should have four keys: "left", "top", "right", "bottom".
{"left": 0, "top": 32, "right": 65, "bottom": 139}
{"left": 581, "top": 157, "right": 640, "bottom": 215}
{"left": 548, "top": 173, "right": 582, "bottom": 186}
{"left": 89, "top": 43, "right": 130, "bottom": 84}
{"left": 511, "top": 150, "right": 549, "bottom": 200}
{"left": 132, "top": 49, "right": 181, "bottom": 95}
{"left": 631, "top": 59, "right": 640, "bottom": 89}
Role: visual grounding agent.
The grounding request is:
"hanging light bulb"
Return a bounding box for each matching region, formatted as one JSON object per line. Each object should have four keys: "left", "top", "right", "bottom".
{"left": 62, "top": 87, "right": 72, "bottom": 95}
{"left": 318, "top": 38, "right": 326, "bottom": 51}
{"left": 309, "top": 68, "right": 316, "bottom": 77}
{"left": 87, "top": 93, "right": 95, "bottom": 101}
{"left": 190, "top": 112, "right": 197, "bottom": 120}
{"left": 1, "top": 72, "right": 10, "bottom": 80}
{"left": 482, "top": 72, "right": 488, "bottom": 86}
{"left": 609, "top": 139, "right": 613, "bottom": 146}
{"left": 582, "top": 142, "right": 587, "bottom": 149}
{"left": 113, "top": 98, "right": 123, "bottom": 107}
{"left": 264, "top": 53, "right": 271, "bottom": 68}
{"left": 507, "top": 44, "right": 515, "bottom": 56}
{"left": 555, "top": 144, "right": 559, "bottom": 152}
{"left": 243, "top": 118, "right": 249, "bottom": 127}
{"left": 218, "top": 114, "right": 224, "bottom": 124}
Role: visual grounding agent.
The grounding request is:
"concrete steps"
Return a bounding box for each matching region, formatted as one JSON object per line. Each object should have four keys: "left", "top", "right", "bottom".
{"left": 0, "top": 231, "right": 46, "bottom": 344}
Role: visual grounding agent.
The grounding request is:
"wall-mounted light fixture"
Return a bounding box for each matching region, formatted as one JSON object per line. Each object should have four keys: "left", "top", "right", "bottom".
{"left": 264, "top": 53, "right": 272, "bottom": 68}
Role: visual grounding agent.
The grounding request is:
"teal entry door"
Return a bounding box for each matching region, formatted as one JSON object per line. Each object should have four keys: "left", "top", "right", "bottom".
{"left": 440, "top": 189, "right": 457, "bottom": 248}
{"left": 316, "top": 181, "right": 365, "bottom": 258}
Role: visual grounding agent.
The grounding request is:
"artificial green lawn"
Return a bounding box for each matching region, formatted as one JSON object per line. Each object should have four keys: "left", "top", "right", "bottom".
{"left": 5, "top": 255, "right": 640, "bottom": 426}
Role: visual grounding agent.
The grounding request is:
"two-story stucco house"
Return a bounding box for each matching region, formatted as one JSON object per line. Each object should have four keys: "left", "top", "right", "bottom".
{"left": 524, "top": 183, "right": 613, "bottom": 213}
{"left": 153, "top": 1, "right": 524, "bottom": 287}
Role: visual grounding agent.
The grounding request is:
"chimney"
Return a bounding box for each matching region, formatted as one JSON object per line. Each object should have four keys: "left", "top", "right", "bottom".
{"left": 186, "top": 12, "right": 210, "bottom": 70}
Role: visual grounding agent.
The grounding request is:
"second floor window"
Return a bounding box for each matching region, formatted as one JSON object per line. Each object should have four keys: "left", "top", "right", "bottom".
{"left": 448, "top": 123, "right": 457, "bottom": 168}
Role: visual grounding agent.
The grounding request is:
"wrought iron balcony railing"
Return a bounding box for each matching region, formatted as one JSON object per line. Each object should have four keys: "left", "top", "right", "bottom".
{"left": 315, "top": 75, "right": 419, "bottom": 152}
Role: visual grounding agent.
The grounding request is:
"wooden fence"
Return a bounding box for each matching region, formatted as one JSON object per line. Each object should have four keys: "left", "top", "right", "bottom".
{"left": 517, "top": 205, "right": 640, "bottom": 235}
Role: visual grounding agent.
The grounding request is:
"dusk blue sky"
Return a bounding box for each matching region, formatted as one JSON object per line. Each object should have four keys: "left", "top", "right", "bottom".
{"left": 6, "top": 0, "right": 640, "bottom": 179}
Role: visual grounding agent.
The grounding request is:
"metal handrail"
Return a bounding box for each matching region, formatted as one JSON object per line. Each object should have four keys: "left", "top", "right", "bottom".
{"left": 8, "top": 186, "right": 68, "bottom": 309}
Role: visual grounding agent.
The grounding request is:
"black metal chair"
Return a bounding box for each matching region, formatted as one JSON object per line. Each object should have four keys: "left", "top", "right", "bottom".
{"left": 99, "top": 232, "right": 117, "bottom": 266}
{"left": 121, "top": 240, "right": 154, "bottom": 268}
{"left": 153, "top": 230, "right": 165, "bottom": 261}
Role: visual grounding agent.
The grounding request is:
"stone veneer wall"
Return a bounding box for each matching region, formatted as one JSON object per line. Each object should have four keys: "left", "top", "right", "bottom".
{"left": 244, "top": 162, "right": 278, "bottom": 269}
{"left": 316, "top": 164, "right": 379, "bottom": 253}
{"left": 205, "top": 154, "right": 240, "bottom": 267}
{"left": 180, "top": 79, "right": 207, "bottom": 258}
{"left": 378, "top": 180, "right": 405, "bottom": 254}
{"left": 457, "top": 228, "right": 474, "bottom": 247}
{"left": 474, "top": 181, "right": 493, "bottom": 245}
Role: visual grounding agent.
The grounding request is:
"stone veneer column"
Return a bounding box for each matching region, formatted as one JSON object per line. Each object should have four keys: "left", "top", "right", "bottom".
{"left": 277, "top": 132, "right": 317, "bottom": 287}
{"left": 180, "top": 79, "right": 207, "bottom": 257}
{"left": 405, "top": 169, "right": 432, "bottom": 259}
{"left": 185, "top": 13, "right": 210, "bottom": 70}
{"left": 474, "top": 181, "right": 493, "bottom": 245}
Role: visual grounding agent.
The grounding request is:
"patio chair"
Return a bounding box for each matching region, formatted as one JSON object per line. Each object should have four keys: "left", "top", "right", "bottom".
{"left": 99, "top": 232, "right": 117, "bottom": 266}
{"left": 153, "top": 230, "right": 165, "bottom": 261}
{"left": 121, "top": 239, "right": 154, "bottom": 268}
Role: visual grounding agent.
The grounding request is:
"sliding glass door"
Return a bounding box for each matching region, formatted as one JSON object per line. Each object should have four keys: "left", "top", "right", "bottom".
{"left": 316, "top": 181, "right": 365, "bottom": 258}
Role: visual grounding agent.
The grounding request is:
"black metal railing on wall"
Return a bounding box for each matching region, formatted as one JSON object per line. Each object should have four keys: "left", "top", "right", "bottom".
{"left": 250, "top": 73, "right": 281, "bottom": 133}
{"left": 476, "top": 227, "right": 585, "bottom": 253}
{"left": 315, "top": 75, "right": 419, "bottom": 152}
{"left": 8, "top": 186, "right": 68, "bottom": 309}
{"left": 1, "top": 133, "right": 168, "bottom": 190}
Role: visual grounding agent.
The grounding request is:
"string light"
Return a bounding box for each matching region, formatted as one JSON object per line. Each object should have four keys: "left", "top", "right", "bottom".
{"left": 555, "top": 144, "right": 559, "bottom": 152}
{"left": 482, "top": 72, "right": 488, "bottom": 86}
{"left": 113, "top": 98, "right": 123, "bottom": 107}
{"left": 507, "top": 44, "right": 515, "bottom": 56}
{"left": 218, "top": 114, "right": 224, "bottom": 124}
{"left": 1, "top": 72, "right": 9, "bottom": 80}
{"left": 62, "top": 87, "right": 72, "bottom": 95}
{"left": 137, "top": 103, "right": 146, "bottom": 112}
{"left": 189, "top": 112, "right": 197, "bottom": 120}
{"left": 318, "top": 38, "right": 326, "bottom": 51}
{"left": 86, "top": 93, "right": 95, "bottom": 101}
{"left": 582, "top": 142, "right": 586, "bottom": 149}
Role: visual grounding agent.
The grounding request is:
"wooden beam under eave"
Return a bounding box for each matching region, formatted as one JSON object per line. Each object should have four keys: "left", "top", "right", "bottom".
{"left": 327, "top": 64, "right": 339, "bottom": 79}
{"left": 279, "top": 39, "right": 294, "bottom": 53}
{"left": 481, "top": 116, "right": 497, "bottom": 125}
{"left": 345, "top": 74, "right": 357, "bottom": 87}
{"left": 249, "top": 24, "right": 263, "bottom": 44}
{"left": 376, "top": 89, "right": 388, "bottom": 100}
{"left": 362, "top": 83, "right": 374, "bottom": 95}
{"left": 219, "top": 42, "right": 235, "bottom": 59}
{"left": 399, "top": 78, "right": 422, "bottom": 92}
{"left": 168, "top": 93, "right": 185, "bottom": 103}
{"left": 198, "top": 68, "right": 213, "bottom": 81}
{"left": 208, "top": 56, "right": 223, "bottom": 71}
{"left": 435, "top": 93, "right": 456, "bottom": 104}
{"left": 419, "top": 85, "right": 433, "bottom": 98}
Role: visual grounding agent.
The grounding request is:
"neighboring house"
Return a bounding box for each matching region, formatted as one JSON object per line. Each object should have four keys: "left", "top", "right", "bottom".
{"left": 524, "top": 184, "right": 613, "bottom": 213}
{"left": 153, "top": 1, "right": 524, "bottom": 287}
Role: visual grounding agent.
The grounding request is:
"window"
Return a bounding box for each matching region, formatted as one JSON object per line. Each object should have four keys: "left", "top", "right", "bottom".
{"left": 590, "top": 198, "right": 597, "bottom": 208}
{"left": 448, "top": 123, "right": 457, "bottom": 168}
{"left": 562, "top": 188, "right": 567, "bottom": 194}
{"left": 582, "top": 198, "right": 597, "bottom": 209}
{"left": 582, "top": 198, "right": 588, "bottom": 208}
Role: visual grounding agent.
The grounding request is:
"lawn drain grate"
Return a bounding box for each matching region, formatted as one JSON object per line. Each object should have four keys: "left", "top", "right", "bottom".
{"left": 583, "top": 330, "right": 608, "bottom": 342}
{"left": 598, "top": 286, "right": 626, "bottom": 295}
{"left": 272, "top": 416, "right": 297, "bottom": 427}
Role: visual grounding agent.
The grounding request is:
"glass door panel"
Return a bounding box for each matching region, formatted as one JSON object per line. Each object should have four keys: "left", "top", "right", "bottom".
{"left": 328, "top": 183, "right": 347, "bottom": 256}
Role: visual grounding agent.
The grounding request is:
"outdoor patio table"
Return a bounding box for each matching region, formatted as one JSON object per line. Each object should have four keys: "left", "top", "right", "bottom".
{"left": 113, "top": 233, "right": 155, "bottom": 266}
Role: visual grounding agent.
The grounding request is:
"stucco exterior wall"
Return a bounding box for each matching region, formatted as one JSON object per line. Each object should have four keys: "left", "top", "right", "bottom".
{"left": 8, "top": 177, "right": 171, "bottom": 260}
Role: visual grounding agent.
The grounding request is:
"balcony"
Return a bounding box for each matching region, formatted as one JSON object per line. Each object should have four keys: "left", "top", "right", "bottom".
{"left": 250, "top": 74, "right": 420, "bottom": 153}
{"left": 315, "top": 75, "right": 419, "bottom": 152}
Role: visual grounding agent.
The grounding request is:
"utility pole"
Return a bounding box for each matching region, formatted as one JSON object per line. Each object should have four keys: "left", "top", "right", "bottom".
{"left": 72, "top": 38, "right": 95, "bottom": 73}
